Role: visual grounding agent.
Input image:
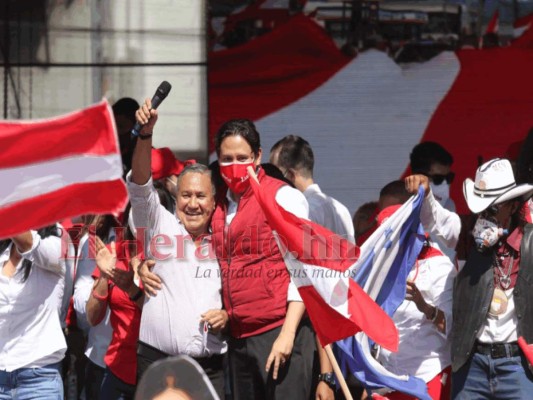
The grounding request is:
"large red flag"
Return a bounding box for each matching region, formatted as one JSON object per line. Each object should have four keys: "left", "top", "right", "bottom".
{"left": 0, "top": 100, "right": 128, "bottom": 239}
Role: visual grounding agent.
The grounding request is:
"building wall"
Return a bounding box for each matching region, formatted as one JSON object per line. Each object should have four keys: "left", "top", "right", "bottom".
{"left": 0, "top": 0, "right": 206, "bottom": 160}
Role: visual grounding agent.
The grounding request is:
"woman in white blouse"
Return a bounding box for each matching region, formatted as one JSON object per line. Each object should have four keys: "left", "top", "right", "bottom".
{"left": 0, "top": 226, "right": 67, "bottom": 400}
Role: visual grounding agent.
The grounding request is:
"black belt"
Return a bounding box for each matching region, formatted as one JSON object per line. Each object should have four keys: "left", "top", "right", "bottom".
{"left": 475, "top": 341, "right": 521, "bottom": 359}
{"left": 137, "top": 341, "right": 224, "bottom": 371}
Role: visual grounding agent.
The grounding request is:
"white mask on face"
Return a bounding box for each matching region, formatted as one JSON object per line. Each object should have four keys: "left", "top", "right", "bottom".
{"left": 430, "top": 182, "right": 450, "bottom": 207}
{"left": 472, "top": 215, "right": 508, "bottom": 252}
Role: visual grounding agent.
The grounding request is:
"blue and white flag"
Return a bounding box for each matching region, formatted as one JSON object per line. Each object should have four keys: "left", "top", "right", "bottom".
{"left": 335, "top": 187, "right": 431, "bottom": 400}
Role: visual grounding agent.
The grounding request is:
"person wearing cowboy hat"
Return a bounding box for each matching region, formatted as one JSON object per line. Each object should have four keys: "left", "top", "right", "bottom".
{"left": 450, "top": 158, "right": 533, "bottom": 399}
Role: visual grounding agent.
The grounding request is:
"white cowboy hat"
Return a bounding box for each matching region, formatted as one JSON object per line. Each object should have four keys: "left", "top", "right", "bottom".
{"left": 463, "top": 158, "right": 533, "bottom": 214}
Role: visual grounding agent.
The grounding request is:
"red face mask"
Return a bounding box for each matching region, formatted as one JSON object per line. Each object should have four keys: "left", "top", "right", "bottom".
{"left": 220, "top": 162, "right": 255, "bottom": 194}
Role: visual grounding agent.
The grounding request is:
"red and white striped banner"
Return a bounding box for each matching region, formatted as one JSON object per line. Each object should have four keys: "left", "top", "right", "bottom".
{"left": 0, "top": 100, "right": 128, "bottom": 239}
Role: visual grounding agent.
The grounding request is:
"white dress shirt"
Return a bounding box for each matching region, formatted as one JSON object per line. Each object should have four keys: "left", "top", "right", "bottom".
{"left": 0, "top": 231, "right": 66, "bottom": 371}
{"left": 128, "top": 175, "right": 227, "bottom": 357}
{"left": 303, "top": 183, "right": 355, "bottom": 243}
{"left": 420, "top": 191, "right": 461, "bottom": 264}
{"left": 73, "top": 233, "right": 112, "bottom": 367}
{"left": 225, "top": 184, "right": 309, "bottom": 302}
{"left": 377, "top": 254, "right": 456, "bottom": 382}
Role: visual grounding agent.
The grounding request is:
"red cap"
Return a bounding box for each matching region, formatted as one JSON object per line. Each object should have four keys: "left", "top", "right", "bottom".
{"left": 151, "top": 147, "right": 196, "bottom": 180}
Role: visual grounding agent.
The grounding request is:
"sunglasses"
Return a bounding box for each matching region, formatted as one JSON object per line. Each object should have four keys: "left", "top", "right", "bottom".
{"left": 427, "top": 172, "right": 455, "bottom": 185}
{"left": 482, "top": 204, "right": 501, "bottom": 217}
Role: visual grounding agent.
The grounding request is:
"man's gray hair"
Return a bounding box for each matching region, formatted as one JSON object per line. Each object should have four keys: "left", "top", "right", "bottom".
{"left": 177, "top": 163, "right": 216, "bottom": 196}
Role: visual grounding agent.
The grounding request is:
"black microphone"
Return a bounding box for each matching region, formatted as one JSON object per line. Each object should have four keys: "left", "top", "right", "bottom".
{"left": 131, "top": 81, "right": 172, "bottom": 136}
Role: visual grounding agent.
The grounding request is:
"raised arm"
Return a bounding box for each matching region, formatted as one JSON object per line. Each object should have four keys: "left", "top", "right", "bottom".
{"left": 405, "top": 174, "right": 461, "bottom": 249}
{"left": 15, "top": 229, "right": 65, "bottom": 276}
{"left": 86, "top": 237, "right": 116, "bottom": 326}
{"left": 131, "top": 98, "right": 158, "bottom": 185}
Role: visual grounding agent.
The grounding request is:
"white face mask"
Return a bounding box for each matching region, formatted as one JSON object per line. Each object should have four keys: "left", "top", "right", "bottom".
{"left": 430, "top": 182, "right": 450, "bottom": 207}
{"left": 472, "top": 215, "right": 508, "bottom": 252}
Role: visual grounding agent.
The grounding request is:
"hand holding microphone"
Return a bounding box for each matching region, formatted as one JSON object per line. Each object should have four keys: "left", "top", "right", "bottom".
{"left": 132, "top": 81, "right": 172, "bottom": 138}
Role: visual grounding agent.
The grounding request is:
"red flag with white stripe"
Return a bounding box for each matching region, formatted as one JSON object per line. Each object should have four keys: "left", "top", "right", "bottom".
{"left": 513, "top": 13, "right": 533, "bottom": 40}
{"left": 486, "top": 10, "right": 499, "bottom": 34}
{"left": 0, "top": 100, "right": 128, "bottom": 239}
{"left": 248, "top": 169, "right": 399, "bottom": 351}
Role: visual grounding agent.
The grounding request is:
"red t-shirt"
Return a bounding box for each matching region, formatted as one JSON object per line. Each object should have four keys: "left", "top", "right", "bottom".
{"left": 92, "top": 247, "right": 141, "bottom": 385}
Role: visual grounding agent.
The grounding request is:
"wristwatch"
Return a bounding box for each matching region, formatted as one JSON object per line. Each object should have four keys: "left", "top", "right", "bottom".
{"left": 318, "top": 372, "right": 336, "bottom": 388}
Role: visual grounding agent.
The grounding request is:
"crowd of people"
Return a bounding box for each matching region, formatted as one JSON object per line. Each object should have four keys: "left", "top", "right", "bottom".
{"left": 2, "top": 95, "right": 533, "bottom": 400}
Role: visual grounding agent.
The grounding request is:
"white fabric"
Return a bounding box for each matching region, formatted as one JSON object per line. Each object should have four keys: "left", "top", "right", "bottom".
{"left": 225, "top": 183, "right": 309, "bottom": 302}
{"left": 477, "top": 288, "right": 518, "bottom": 344}
{"left": 73, "top": 233, "right": 112, "bottom": 367}
{"left": 420, "top": 190, "right": 461, "bottom": 264}
{"left": 128, "top": 176, "right": 227, "bottom": 357}
{"left": 304, "top": 183, "right": 355, "bottom": 243}
{"left": 378, "top": 255, "right": 456, "bottom": 383}
{"left": 0, "top": 154, "right": 123, "bottom": 206}
{"left": 0, "top": 231, "right": 67, "bottom": 371}
{"left": 429, "top": 182, "right": 450, "bottom": 208}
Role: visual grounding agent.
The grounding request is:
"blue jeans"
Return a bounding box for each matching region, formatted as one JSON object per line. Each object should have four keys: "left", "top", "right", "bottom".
{"left": 452, "top": 352, "right": 533, "bottom": 399}
{"left": 0, "top": 362, "right": 63, "bottom": 400}
{"left": 100, "top": 368, "right": 135, "bottom": 400}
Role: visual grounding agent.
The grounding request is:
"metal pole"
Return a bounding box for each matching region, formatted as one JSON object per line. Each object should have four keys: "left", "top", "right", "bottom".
{"left": 3, "top": 1, "right": 10, "bottom": 119}
{"left": 90, "top": 0, "right": 103, "bottom": 103}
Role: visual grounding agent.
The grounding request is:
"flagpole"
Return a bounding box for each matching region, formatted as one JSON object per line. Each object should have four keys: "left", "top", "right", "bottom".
{"left": 325, "top": 344, "right": 354, "bottom": 400}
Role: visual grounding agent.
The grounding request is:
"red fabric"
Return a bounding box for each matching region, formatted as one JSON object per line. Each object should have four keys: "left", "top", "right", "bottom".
{"left": 0, "top": 180, "right": 128, "bottom": 239}
{"left": 485, "top": 10, "right": 499, "bottom": 34}
{"left": 419, "top": 42, "right": 533, "bottom": 214}
{"left": 377, "top": 205, "right": 402, "bottom": 226}
{"left": 524, "top": 200, "right": 533, "bottom": 224}
{"left": 211, "top": 169, "right": 289, "bottom": 338}
{"left": 513, "top": 13, "right": 533, "bottom": 47}
{"left": 518, "top": 336, "right": 533, "bottom": 366}
{"left": 0, "top": 101, "right": 127, "bottom": 239}
{"left": 151, "top": 147, "right": 195, "bottom": 180}
{"left": 92, "top": 242, "right": 141, "bottom": 385}
{"left": 248, "top": 171, "right": 399, "bottom": 351}
{"left": 0, "top": 101, "right": 118, "bottom": 169}
{"left": 208, "top": 14, "right": 351, "bottom": 152}
{"left": 385, "top": 366, "right": 451, "bottom": 400}
{"left": 514, "top": 13, "right": 533, "bottom": 29}
{"left": 418, "top": 244, "right": 444, "bottom": 260}
{"left": 65, "top": 297, "right": 77, "bottom": 328}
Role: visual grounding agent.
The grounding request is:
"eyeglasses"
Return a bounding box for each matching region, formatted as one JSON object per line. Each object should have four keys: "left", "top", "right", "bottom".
{"left": 427, "top": 172, "right": 455, "bottom": 185}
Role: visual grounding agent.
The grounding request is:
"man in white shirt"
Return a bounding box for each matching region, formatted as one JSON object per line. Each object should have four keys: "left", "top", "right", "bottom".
{"left": 451, "top": 158, "right": 533, "bottom": 399}
{"left": 270, "top": 135, "right": 354, "bottom": 242}
{"left": 270, "top": 135, "right": 355, "bottom": 399}
{"left": 409, "top": 141, "right": 460, "bottom": 264}
{"left": 405, "top": 174, "right": 461, "bottom": 260}
{"left": 374, "top": 205, "right": 456, "bottom": 399}
{"left": 130, "top": 99, "right": 228, "bottom": 398}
